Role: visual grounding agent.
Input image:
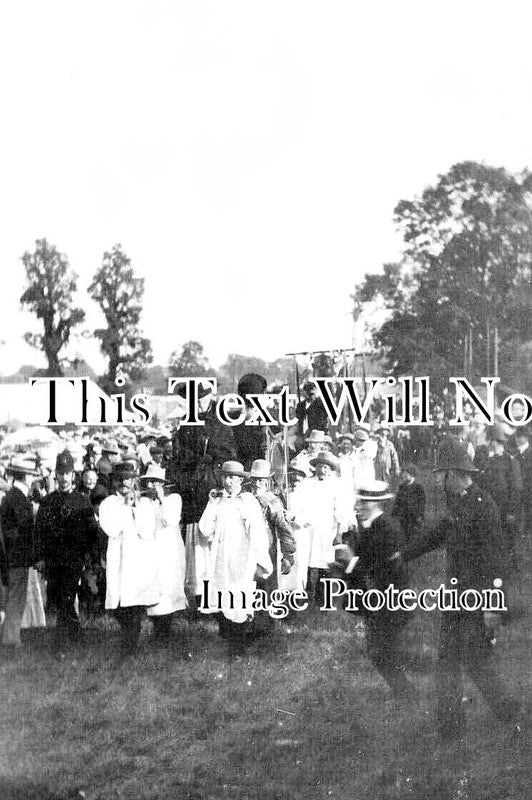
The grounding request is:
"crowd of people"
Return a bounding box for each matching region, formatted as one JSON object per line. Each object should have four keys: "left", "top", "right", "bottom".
{"left": 0, "top": 373, "right": 530, "bottom": 740}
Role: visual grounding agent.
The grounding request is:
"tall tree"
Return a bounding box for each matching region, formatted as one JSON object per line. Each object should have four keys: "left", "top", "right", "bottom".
{"left": 168, "top": 340, "right": 211, "bottom": 378}
{"left": 354, "top": 162, "right": 532, "bottom": 392}
{"left": 20, "top": 238, "right": 85, "bottom": 376}
{"left": 89, "top": 244, "right": 153, "bottom": 392}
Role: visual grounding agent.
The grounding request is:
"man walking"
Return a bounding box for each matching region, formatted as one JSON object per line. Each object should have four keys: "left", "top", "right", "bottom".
{"left": 395, "top": 438, "right": 520, "bottom": 739}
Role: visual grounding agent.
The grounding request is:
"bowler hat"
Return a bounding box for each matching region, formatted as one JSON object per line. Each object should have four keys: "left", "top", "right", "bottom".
{"left": 111, "top": 461, "right": 138, "bottom": 478}
{"left": 433, "top": 438, "right": 478, "bottom": 473}
{"left": 221, "top": 460, "right": 246, "bottom": 477}
{"left": 248, "top": 459, "right": 273, "bottom": 479}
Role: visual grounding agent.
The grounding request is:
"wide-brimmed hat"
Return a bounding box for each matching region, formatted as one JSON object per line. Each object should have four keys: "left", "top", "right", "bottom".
{"left": 221, "top": 460, "right": 246, "bottom": 477}
{"left": 248, "top": 459, "right": 273, "bottom": 479}
{"left": 139, "top": 464, "right": 167, "bottom": 483}
{"left": 433, "top": 437, "right": 478, "bottom": 473}
{"left": 310, "top": 451, "right": 339, "bottom": 471}
{"left": 111, "top": 461, "right": 139, "bottom": 479}
{"left": 357, "top": 480, "right": 394, "bottom": 501}
{"left": 288, "top": 458, "right": 312, "bottom": 478}
{"left": 305, "top": 429, "right": 325, "bottom": 443}
{"left": 6, "top": 458, "right": 39, "bottom": 477}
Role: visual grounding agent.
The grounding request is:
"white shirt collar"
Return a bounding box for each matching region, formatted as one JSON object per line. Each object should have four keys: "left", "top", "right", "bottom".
{"left": 13, "top": 479, "right": 30, "bottom": 497}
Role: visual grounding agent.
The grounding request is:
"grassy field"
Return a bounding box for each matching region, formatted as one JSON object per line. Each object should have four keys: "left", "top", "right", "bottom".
{"left": 1, "top": 486, "right": 531, "bottom": 799}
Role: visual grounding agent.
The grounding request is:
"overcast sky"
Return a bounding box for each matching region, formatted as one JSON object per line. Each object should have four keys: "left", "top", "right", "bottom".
{"left": 1, "top": 1, "right": 532, "bottom": 374}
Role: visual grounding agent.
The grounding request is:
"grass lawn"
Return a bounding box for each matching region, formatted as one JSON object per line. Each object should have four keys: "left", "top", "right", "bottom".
{"left": 1, "top": 483, "right": 531, "bottom": 799}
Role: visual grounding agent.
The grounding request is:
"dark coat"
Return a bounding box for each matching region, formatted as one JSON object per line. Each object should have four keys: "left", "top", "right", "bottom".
{"left": 35, "top": 489, "right": 99, "bottom": 573}
{"left": 474, "top": 447, "right": 522, "bottom": 520}
{"left": 176, "top": 405, "right": 236, "bottom": 525}
{"left": 295, "top": 398, "right": 330, "bottom": 436}
{"left": 402, "top": 482, "right": 503, "bottom": 595}
{"left": 0, "top": 486, "right": 36, "bottom": 569}
{"left": 392, "top": 481, "right": 426, "bottom": 543}
{"left": 349, "top": 512, "right": 408, "bottom": 630}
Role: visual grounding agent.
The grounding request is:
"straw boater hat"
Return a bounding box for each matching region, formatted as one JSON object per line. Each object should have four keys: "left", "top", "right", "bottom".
{"left": 248, "top": 459, "right": 274, "bottom": 479}
{"left": 357, "top": 480, "right": 394, "bottom": 501}
{"left": 305, "top": 429, "right": 325, "bottom": 443}
{"left": 6, "top": 457, "right": 39, "bottom": 477}
{"left": 221, "top": 461, "right": 246, "bottom": 477}
{"left": 433, "top": 438, "right": 478, "bottom": 473}
{"left": 139, "top": 464, "right": 167, "bottom": 483}
{"left": 310, "top": 451, "right": 340, "bottom": 471}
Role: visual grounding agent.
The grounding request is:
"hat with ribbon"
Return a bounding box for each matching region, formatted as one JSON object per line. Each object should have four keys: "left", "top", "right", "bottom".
{"left": 111, "top": 461, "right": 139, "bottom": 479}
{"left": 6, "top": 457, "right": 39, "bottom": 477}
{"left": 357, "top": 480, "right": 394, "bottom": 501}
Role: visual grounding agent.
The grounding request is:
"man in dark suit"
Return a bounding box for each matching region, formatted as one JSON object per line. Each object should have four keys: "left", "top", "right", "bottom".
{"left": 0, "top": 458, "right": 40, "bottom": 649}
{"left": 396, "top": 438, "right": 520, "bottom": 739}
{"left": 36, "top": 450, "right": 99, "bottom": 652}
{"left": 295, "top": 381, "right": 330, "bottom": 440}
{"left": 335, "top": 480, "right": 413, "bottom": 697}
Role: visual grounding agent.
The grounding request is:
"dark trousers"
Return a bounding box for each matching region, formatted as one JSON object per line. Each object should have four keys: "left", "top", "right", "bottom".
{"left": 365, "top": 614, "right": 411, "bottom": 695}
{"left": 151, "top": 614, "right": 173, "bottom": 641}
{"left": 47, "top": 565, "right": 83, "bottom": 649}
{"left": 217, "top": 613, "right": 251, "bottom": 655}
{"left": 436, "top": 611, "right": 519, "bottom": 738}
{"left": 114, "top": 606, "right": 144, "bottom": 655}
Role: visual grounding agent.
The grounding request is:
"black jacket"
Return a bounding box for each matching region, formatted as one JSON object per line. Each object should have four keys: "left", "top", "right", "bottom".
{"left": 0, "top": 486, "right": 36, "bottom": 568}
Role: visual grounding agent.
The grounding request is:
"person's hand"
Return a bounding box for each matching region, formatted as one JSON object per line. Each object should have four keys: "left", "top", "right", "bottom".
{"left": 280, "top": 557, "right": 292, "bottom": 575}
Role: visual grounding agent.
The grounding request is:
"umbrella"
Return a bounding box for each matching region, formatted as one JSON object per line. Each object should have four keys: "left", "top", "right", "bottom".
{"left": 0, "top": 426, "right": 62, "bottom": 453}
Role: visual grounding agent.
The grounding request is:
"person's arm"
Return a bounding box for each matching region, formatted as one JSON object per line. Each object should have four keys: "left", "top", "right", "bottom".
{"left": 399, "top": 517, "right": 451, "bottom": 562}
{"left": 271, "top": 498, "right": 296, "bottom": 570}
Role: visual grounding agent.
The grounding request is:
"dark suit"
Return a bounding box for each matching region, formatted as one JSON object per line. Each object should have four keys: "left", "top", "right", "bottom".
{"left": 295, "top": 398, "right": 330, "bottom": 436}
{"left": 392, "top": 480, "right": 425, "bottom": 543}
{"left": 402, "top": 482, "right": 518, "bottom": 737}
{"left": 347, "top": 513, "right": 411, "bottom": 694}
{"left": 36, "top": 489, "right": 99, "bottom": 648}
